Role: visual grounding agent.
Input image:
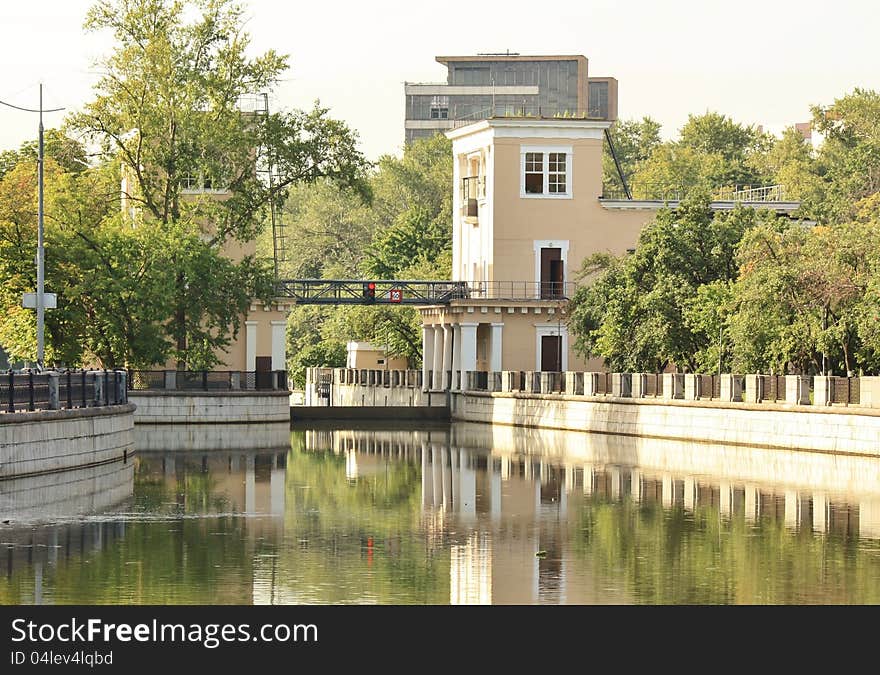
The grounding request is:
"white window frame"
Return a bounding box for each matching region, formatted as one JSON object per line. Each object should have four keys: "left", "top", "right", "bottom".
{"left": 534, "top": 324, "right": 568, "bottom": 372}
{"left": 532, "top": 240, "right": 570, "bottom": 292}
{"left": 520, "top": 145, "right": 573, "bottom": 199}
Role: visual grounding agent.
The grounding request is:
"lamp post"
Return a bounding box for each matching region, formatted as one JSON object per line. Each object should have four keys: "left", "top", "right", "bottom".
{"left": 0, "top": 85, "right": 64, "bottom": 370}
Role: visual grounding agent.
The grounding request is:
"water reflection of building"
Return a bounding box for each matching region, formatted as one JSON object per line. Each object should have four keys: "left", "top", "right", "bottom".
{"left": 320, "top": 425, "right": 880, "bottom": 604}
{"left": 139, "top": 450, "right": 288, "bottom": 520}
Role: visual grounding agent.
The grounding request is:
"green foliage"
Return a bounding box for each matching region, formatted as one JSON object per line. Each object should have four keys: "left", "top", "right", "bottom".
{"left": 276, "top": 134, "right": 453, "bottom": 378}
{"left": 602, "top": 116, "right": 662, "bottom": 193}
{"left": 569, "top": 193, "right": 772, "bottom": 372}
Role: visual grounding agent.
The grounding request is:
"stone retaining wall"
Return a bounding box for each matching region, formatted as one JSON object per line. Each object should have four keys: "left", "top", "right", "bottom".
{"left": 128, "top": 391, "right": 290, "bottom": 424}
{"left": 451, "top": 392, "right": 880, "bottom": 456}
{"left": 0, "top": 404, "right": 135, "bottom": 479}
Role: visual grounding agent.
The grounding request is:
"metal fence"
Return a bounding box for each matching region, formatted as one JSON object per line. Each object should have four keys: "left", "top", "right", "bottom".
{"left": 830, "top": 376, "right": 860, "bottom": 405}
{"left": 127, "top": 370, "right": 288, "bottom": 392}
{"left": 1, "top": 369, "right": 126, "bottom": 413}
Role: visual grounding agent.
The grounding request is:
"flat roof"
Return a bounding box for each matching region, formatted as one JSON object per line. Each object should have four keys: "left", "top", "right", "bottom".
{"left": 446, "top": 116, "right": 613, "bottom": 140}
{"left": 436, "top": 54, "right": 587, "bottom": 65}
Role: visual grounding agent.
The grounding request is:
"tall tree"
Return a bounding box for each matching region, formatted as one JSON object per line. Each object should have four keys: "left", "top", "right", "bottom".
{"left": 602, "top": 116, "right": 662, "bottom": 195}
{"left": 69, "top": 0, "right": 368, "bottom": 367}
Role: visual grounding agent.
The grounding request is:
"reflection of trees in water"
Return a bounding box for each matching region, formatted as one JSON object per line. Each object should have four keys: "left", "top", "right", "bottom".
{"left": 276, "top": 431, "right": 449, "bottom": 603}
{"left": 570, "top": 491, "right": 880, "bottom": 604}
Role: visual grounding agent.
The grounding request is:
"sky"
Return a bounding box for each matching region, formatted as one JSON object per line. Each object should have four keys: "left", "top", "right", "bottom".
{"left": 1, "top": 0, "right": 879, "bottom": 161}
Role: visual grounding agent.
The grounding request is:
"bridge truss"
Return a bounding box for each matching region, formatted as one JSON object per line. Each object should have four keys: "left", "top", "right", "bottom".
{"left": 275, "top": 279, "right": 469, "bottom": 305}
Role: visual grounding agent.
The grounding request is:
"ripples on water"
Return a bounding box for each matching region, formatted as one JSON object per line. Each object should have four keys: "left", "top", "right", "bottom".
{"left": 1, "top": 421, "right": 879, "bottom": 605}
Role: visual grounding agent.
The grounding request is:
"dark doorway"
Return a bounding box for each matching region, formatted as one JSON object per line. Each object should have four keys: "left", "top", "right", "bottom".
{"left": 540, "top": 247, "right": 563, "bottom": 298}
{"left": 255, "top": 356, "right": 272, "bottom": 390}
{"left": 541, "top": 335, "right": 561, "bottom": 372}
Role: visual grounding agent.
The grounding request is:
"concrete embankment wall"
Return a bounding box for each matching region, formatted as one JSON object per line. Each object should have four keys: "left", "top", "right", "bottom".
{"left": 129, "top": 391, "right": 290, "bottom": 424}
{"left": 135, "top": 422, "right": 292, "bottom": 452}
{"left": 0, "top": 404, "right": 135, "bottom": 479}
{"left": 451, "top": 392, "right": 880, "bottom": 456}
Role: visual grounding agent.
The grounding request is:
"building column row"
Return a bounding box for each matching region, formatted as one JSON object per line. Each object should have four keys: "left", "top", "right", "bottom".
{"left": 422, "top": 322, "right": 482, "bottom": 391}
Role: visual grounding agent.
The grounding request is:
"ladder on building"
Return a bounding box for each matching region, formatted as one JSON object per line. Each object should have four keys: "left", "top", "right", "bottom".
{"left": 253, "top": 93, "right": 287, "bottom": 278}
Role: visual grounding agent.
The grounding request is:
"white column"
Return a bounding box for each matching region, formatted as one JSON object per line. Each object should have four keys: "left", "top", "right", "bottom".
{"left": 451, "top": 324, "right": 462, "bottom": 390}
{"left": 270, "top": 320, "right": 286, "bottom": 371}
{"left": 784, "top": 490, "right": 799, "bottom": 529}
{"left": 432, "top": 325, "right": 444, "bottom": 390}
{"left": 245, "top": 320, "right": 257, "bottom": 371}
{"left": 442, "top": 324, "right": 453, "bottom": 390}
{"left": 422, "top": 324, "right": 434, "bottom": 391}
{"left": 489, "top": 322, "right": 503, "bottom": 372}
{"left": 459, "top": 323, "right": 478, "bottom": 373}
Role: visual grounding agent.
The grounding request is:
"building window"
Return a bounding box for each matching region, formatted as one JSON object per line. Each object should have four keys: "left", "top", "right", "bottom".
{"left": 430, "top": 95, "right": 449, "bottom": 119}
{"left": 548, "top": 153, "right": 566, "bottom": 193}
{"left": 521, "top": 146, "right": 572, "bottom": 198}
{"left": 525, "top": 152, "right": 544, "bottom": 194}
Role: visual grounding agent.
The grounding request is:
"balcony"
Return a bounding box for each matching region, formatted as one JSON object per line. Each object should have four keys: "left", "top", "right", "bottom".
{"left": 462, "top": 280, "right": 575, "bottom": 301}
{"left": 460, "top": 176, "right": 484, "bottom": 218}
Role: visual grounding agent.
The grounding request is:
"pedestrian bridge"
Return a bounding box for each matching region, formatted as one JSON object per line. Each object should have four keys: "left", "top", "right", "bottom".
{"left": 274, "top": 280, "right": 575, "bottom": 305}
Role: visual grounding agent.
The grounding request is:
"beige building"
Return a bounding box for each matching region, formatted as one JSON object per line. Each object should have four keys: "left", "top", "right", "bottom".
{"left": 346, "top": 341, "right": 409, "bottom": 370}
{"left": 418, "top": 117, "right": 799, "bottom": 389}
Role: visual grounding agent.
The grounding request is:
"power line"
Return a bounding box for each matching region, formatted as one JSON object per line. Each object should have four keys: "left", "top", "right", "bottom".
{"left": 0, "top": 97, "right": 64, "bottom": 114}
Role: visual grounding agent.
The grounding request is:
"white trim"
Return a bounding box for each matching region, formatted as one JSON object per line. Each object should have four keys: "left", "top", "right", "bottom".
{"left": 520, "top": 145, "right": 573, "bottom": 199}
{"left": 445, "top": 118, "right": 611, "bottom": 142}
{"left": 533, "top": 240, "right": 570, "bottom": 292}
{"left": 535, "top": 324, "right": 568, "bottom": 371}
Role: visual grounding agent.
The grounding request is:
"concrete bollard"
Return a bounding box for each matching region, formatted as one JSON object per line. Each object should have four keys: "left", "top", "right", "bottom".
{"left": 539, "top": 371, "right": 554, "bottom": 394}
{"left": 230, "top": 371, "right": 241, "bottom": 390}
{"left": 785, "top": 375, "right": 811, "bottom": 405}
{"left": 662, "top": 373, "right": 684, "bottom": 400}
{"left": 611, "top": 373, "right": 632, "bottom": 397}
{"left": 164, "top": 370, "right": 177, "bottom": 390}
{"left": 719, "top": 374, "right": 743, "bottom": 402}
{"left": 813, "top": 375, "right": 832, "bottom": 406}
{"left": 565, "top": 371, "right": 584, "bottom": 395}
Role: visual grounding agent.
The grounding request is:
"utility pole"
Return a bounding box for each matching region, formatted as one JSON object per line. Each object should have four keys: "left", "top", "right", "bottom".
{"left": 36, "top": 84, "right": 45, "bottom": 370}
{"left": 0, "top": 85, "right": 64, "bottom": 371}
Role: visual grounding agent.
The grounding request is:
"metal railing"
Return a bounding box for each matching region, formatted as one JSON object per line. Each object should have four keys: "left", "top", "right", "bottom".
{"left": 1, "top": 369, "right": 126, "bottom": 413}
{"left": 464, "top": 280, "right": 575, "bottom": 301}
{"left": 127, "top": 370, "right": 288, "bottom": 392}
{"left": 829, "top": 376, "right": 860, "bottom": 405}
{"left": 601, "top": 183, "right": 788, "bottom": 203}
{"left": 276, "top": 279, "right": 468, "bottom": 305}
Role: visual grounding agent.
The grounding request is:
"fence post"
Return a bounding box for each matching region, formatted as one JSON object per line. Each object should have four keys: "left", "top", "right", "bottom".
{"left": 611, "top": 373, "right": 632, "bottom": 397}
{"left": 230, "top": 371, "right": 241, "bottom": 390}
{"left": 104, "top": 370, "right": 110, "bottom": 405}
{"left": 662, "top": 373, "right": 683, "bottom": 400}
{"left": 81, "top": 369, "right": 86, "bottom": 407}
{"left": 202, "top": 370, "right": 208, "bottom": 391}
{"left": 719, "top": 374, "right": 743, "bottom": 402}
{"left": 28, "top": 369, "right": 35, "bottom": 411}
{"left": 7, "top": 370, "right": 14, "bottom": 413}
{"left": 744, "top": 375, "right": 762, "bottom": 403}
{"left": 683, "top": 374, "right": 699, "bottom": 400}
{"left": 93, "top": 371, "right": 104, "bottom": 406}
{"left": 164, "top": 370, "right": 177, "bottom": 390}
{"left": 66, "top": 369, "right": 73, "bottom": 408}
{"left": 47, "top": 371, "right": 61, "bottom": 410}
{"left": 813, "top": 375, "right": 832, "bottom": 406}
{"left": 784, "top": 375, "right": 811, "bottom": 405}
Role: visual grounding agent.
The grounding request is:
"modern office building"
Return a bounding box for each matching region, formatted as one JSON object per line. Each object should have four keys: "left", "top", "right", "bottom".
{"left": 404, "top": 53, "right": 618, "bottom": 145}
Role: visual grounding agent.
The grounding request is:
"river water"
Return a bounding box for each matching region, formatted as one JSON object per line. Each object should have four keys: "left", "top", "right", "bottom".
{"left": 2, "top": 421, "right": 880, "bottom": 604}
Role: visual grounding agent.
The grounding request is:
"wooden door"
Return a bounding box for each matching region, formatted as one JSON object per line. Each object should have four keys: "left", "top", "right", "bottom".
{"left": 541, "top": 335, "right": 561, "bottom": 372}
{"left": 540, "top": 247, "right": 562, "bottom": 299}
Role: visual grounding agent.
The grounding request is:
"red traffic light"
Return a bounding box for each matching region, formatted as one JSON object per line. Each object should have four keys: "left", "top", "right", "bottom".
{"left": 368, "top": 282, "right": 376, "bottom": 290}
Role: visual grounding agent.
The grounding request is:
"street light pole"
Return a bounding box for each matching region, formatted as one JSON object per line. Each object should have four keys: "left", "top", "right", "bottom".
{"left": 36, "top": 83, "right": 45, "bottom": 370}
